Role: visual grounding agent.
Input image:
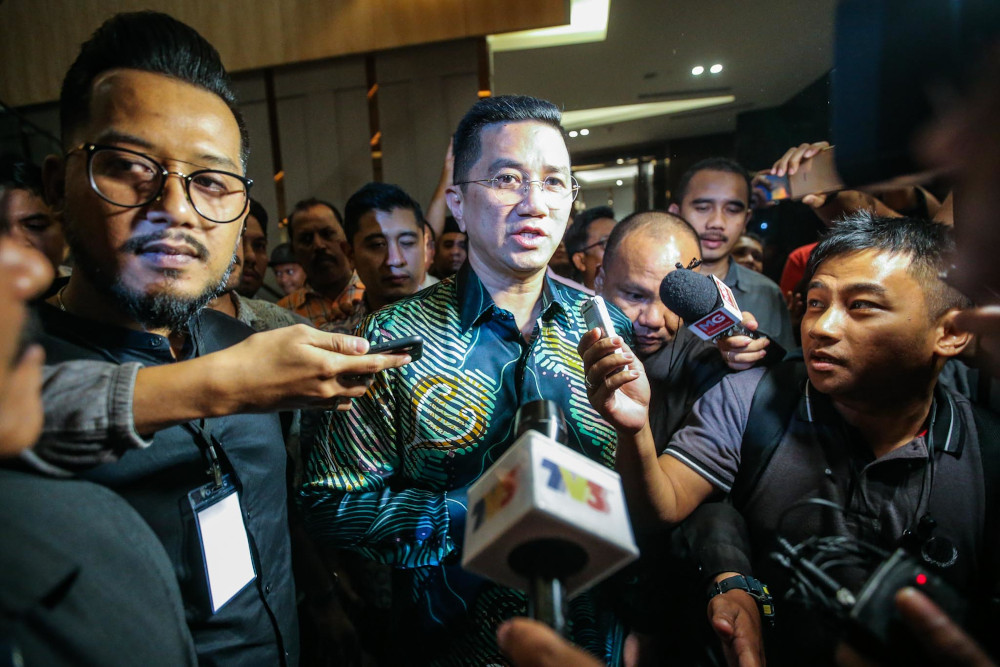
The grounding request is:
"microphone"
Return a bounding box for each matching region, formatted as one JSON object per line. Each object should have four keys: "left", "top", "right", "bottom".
{"left": 462, "top": 400, "right": 639, "bottom": 633}
{"left": 659, "top": 265, "right": 786, "bottom": 359}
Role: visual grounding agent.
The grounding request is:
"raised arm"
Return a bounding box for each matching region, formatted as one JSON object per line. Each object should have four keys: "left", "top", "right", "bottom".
{"left": 30, "top": 325, "right": 412, "bottom": 474}
{"left": 577, "top": 328, "right": 716, "bottom": 530}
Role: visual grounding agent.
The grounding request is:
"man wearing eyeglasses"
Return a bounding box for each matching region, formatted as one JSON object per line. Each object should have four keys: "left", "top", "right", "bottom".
{"left": 565, "top": 205, "right": 617, "bottom": 291}
{"left": 301, "top": 96, "right": 634, "bottom": 664}
{"left": 30, "top": 12, "right": 409, "bottom": 666}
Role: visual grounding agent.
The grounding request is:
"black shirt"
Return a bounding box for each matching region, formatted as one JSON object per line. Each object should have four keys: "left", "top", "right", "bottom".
{"left": 645, "top": 326, "right": 731, "bottom": 451}
{"left": 39, "top": 305, "right": 298, "bottom": 667}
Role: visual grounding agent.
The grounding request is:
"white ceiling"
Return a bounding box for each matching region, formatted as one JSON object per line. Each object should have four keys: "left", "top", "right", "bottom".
{"left": 493, "top": 0, "right": 839, "bottom": 155}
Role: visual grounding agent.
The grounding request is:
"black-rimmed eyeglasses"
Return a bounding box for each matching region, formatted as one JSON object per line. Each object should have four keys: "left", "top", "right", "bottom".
{"left": 67, "top": 143, "right": 253, "bottom": 223}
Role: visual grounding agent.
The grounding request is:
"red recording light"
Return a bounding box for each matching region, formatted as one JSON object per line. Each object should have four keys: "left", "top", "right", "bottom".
{"left": 915, "top": 573, "right": 928, "bottom": 586}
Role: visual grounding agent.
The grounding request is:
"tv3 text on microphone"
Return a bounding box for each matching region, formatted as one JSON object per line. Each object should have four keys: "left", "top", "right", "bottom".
{"left": 462, "top": 400, "right": 639, "bottom": 632}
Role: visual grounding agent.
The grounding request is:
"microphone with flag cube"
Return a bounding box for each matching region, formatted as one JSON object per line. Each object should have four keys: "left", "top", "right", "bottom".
{"left": 462, "top": 427, "right": 639, "bottom": 599}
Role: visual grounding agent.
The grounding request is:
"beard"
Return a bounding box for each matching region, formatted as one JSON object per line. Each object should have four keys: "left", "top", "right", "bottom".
{"left": 66, "top": 226, "right": 238, "bottom": 333}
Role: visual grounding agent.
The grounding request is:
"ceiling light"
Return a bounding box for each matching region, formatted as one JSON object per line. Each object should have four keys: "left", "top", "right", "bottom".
{"left": 579, "top": 128, "right": 590, "bottom": 136}
{"left": 710, "top": 64, "right": 723, "bottom": 74}
{"left": 616, "top": 179, "right": 623, "bottom": 186}
{"left": 569, "top": 130, "right": 579, "bottom": 138}
{"left": 691, "top": 66, "right": 704, "bottom": 76}
{"left": 573, "top": 165, "right": 638, "bottom": 186}
{"left": 561, "top": 95, "right": 736, "bottom": 130}
{"left": 616, "top": 158, "right": 624, "bottom": 165}
{"left": 488, "top": 0, "right": 610, "bottom": 52}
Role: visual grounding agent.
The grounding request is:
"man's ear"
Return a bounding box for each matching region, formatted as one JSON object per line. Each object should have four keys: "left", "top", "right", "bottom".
{"left": 594, "top": 266, "right": 606, "bottom": 294}
{"left": 445, "top": 186, "right": 466, "bottom": 232}
{"left": 667, "top": 202, "right": 680, "bottom": 216}
{"left": 341, "top": 240, "right": 354, "bottom": 264}
{"left": 935, "top": 308, "right": 974, "bottom": 358}
{"left": 571, "top": 250, "right": 587, "bottom": 273}
{"left": 42, "top": 154, "right": 67, "bottom": 216}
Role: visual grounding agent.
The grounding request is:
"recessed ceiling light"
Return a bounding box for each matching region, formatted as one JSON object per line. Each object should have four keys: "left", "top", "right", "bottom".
{"left": 616, "top": 179, "right": 623, "bottom": 186}
{"left": 691, "top": 65, "right": 704, "bottom": 76}
{"left": 580, "top": 128, "right": 590, "bottom": 136}
{"left": 569, "top": 130, "right": 579, "bottom": 138}
{"left": 710, "top": 63, "right": 723, "bottom": 74}
{"left": 616, "top": 158, "right": 624, "bottom": 165}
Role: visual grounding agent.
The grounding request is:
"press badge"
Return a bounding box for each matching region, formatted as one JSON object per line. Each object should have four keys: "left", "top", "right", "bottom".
{"left": 188, "top": 474, "right": 256, "bottom": 613}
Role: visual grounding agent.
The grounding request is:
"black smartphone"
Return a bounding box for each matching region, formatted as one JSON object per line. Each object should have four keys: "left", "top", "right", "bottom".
{"left": 367, "top": 335, "right": 423, "bottom": 363}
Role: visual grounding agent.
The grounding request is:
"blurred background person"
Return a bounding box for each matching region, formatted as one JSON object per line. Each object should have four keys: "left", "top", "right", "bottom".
{"left": 268, "top": 242, "right": 307, "bottom": 296}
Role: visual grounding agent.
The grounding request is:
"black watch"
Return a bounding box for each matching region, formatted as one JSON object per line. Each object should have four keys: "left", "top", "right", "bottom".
{"left": 708, "top": 575, "right": 775, "bottom": 625}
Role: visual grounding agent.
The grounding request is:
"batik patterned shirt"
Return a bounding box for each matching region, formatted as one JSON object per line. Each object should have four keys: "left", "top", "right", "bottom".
{"left": 300, "top": 262, "right": 633, "bottom": 665}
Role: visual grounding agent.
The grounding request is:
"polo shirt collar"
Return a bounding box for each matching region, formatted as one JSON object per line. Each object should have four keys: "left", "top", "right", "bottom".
{"left": 800, "top": 379, "right": 964, "bottom": 456}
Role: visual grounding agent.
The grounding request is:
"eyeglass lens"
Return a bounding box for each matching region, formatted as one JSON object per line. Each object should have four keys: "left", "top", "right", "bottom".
{"left": 89, "top": 146, "right": 248, "bottom": 223}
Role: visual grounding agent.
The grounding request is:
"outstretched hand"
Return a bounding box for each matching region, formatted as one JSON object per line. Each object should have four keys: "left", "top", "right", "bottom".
{"left": 717, "top": 312, "right": 770, "bottom": 371}
{"left": 578, "top": 329, "right": 650, "bottom": 434}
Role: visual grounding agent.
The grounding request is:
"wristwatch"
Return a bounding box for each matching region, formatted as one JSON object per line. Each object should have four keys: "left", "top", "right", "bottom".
{"left": 708, "top": 574, "right": 775, "bottom": 625}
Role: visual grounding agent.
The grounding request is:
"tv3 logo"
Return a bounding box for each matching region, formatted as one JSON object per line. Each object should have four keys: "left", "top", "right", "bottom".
{"left": 471, "top": 467, "right": 520, "bottom": 530}
{"left": 695, "top": 311, "right": 737, "bottom": 337}
{"left": 541, "top": 459, "right": 610, "bottom": 513}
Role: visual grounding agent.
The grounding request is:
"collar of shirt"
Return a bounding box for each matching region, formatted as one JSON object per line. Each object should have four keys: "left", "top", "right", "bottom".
{"left": 722, "top": 257, "right": 745, "bottom": 291}
{"left": 455, "top": 261, "right": 567, "bottom": 334}
{"left": 799, "top": 379, "right": 965, "bottom": 458}
{"left": 39, "top": 301, "right": 200, "bottom": 363}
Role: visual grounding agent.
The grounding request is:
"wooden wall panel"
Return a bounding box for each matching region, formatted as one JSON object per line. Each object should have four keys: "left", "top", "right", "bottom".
{"left": 0, "top": 0, "right": 568, "bottom": 107}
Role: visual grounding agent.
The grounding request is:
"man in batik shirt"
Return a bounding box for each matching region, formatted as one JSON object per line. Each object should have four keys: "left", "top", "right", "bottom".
{"left": 301, "top": 95, "right": 632, "bottom": 665}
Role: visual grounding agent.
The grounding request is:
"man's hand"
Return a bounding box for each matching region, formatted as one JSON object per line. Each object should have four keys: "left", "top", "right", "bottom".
{"left": 577, "top": 329, "right": 649, "bottom": 434}
{"left": 717, "top": 312, "right": 770, "bottom": 370}
{"left": 836, "top": 588, "right": 994, "bottom": 667}
{"left": 497, "top": 617, "right": 603, "bottom": 667}
{"left": 709, "top": 575, "right": 766, "bottom": 667}
{"left": 209, "top": 325, "right": 412, "bottom": 412}
{"left": 133, "top": 325, "right": 415, "bottom": 434}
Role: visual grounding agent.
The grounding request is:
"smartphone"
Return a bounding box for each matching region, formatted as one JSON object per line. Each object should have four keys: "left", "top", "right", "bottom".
{"left": 580, "top": 296, "right": 617, "bottom": 339}
{"left": 787, "top": 146, "right": 843, "bottom": 199}
{"left": 368, "top": 335, "right": 423, "bottom": 362}
{"left": 753, "top": 146, "right": 845, "bottom": 205}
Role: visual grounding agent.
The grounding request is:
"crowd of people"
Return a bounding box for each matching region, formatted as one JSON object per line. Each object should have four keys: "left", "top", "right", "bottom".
{"left": 1, "top": 8, "right": 999, "bottom": 667}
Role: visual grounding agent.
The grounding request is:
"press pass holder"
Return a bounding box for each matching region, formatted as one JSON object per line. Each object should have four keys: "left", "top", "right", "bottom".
{"left": 187, "top": 431, "right": 256, "bottom": 614}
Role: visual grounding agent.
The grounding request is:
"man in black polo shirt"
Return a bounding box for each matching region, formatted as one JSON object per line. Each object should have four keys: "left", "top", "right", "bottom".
{"left": 33, "top": 12, "right": 407, "bottom": 666}
{"left": 583, "top": 213, "right": 997, "bottom": 664}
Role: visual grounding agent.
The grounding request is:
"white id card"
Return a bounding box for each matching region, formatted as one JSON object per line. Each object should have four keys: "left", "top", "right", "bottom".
{"left": 188, "top": 475, "right": 256, "bottom": 613}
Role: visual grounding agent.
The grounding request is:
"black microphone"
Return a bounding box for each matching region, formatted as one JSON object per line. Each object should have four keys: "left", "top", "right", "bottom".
{"left": 659, "top": 266, "right": 786, "bottom": 360}
{"left": 462, "top": 400, "right": 638, "bottom": 633}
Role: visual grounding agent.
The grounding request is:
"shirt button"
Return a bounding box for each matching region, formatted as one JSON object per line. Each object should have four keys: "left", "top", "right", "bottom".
{"left": 265, "top": 584, "right": 271, "bottom": 595}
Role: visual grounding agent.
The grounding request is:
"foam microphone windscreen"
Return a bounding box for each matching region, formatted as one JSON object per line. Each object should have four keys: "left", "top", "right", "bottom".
{"left": 659, "top": 268, "right": 722, "bottom": 322}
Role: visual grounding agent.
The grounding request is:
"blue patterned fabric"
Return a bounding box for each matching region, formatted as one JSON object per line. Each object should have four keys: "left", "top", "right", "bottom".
{"left": 301, "top": 262, "right": 633, "bottom": 665}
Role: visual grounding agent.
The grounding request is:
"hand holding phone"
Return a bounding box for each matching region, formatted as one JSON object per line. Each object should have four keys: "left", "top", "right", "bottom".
{"left": 367, "top": 335, "right": 423, "bottom": 363}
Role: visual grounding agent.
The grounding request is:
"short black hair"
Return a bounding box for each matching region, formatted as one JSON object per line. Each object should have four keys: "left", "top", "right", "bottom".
{"left": 0, "top": 159, "right": 44, "bottom": 197}
{"left": 565, "top": 206, "right": 616, "bottom": 256}
{"left": 287, "top": 197, "right": 344, "bottom": 244}
{"left": 806, "top": 211, "right": 970, "bottom": 319}
{"left": 59, "top": 11, "right": 250, "bottom": 169}
{"left": 452, "top": 95, "right": 564, "bottom": 184}
{"left": 343, "top": 182, "right": 424, "bottom": 246}
{"left": 603, "top": 210, "right": 699, "bottom": 269}
{"left": 247, "top": 199, "right": 268, "bottom": 241}
{"left": 674, "top": 157, "right": 751, "bottom": 206}
{"left": 442, "top": 216, "right": 464, "bottom": 236}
